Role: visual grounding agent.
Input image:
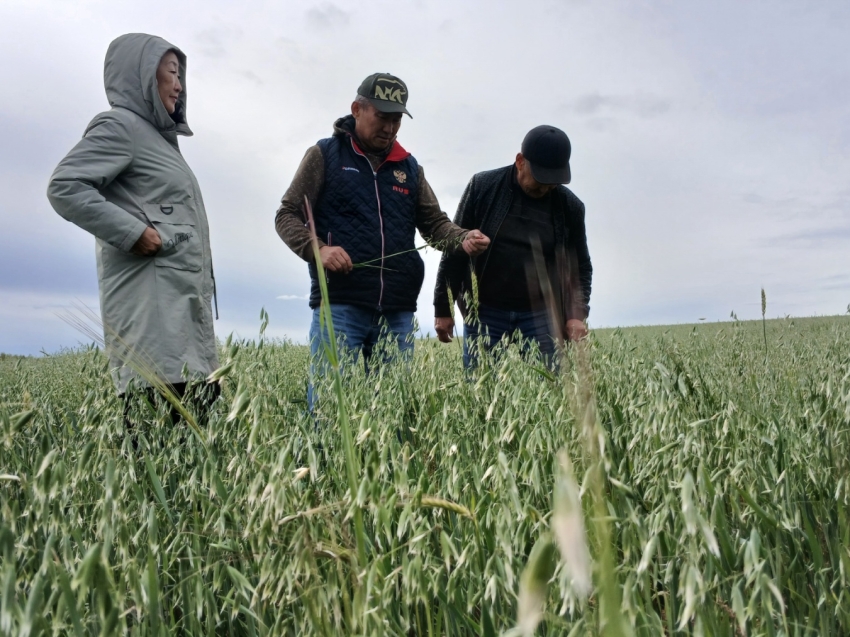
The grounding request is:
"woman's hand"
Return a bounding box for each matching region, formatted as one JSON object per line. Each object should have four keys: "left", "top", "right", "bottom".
{"left": 131, "top": 226, "right": 162, "bottom": 256}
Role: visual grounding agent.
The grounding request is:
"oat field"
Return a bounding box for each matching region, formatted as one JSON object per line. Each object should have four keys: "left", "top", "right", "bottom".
{"left": 1, "top": 315, "right": 849, "bottom": 635}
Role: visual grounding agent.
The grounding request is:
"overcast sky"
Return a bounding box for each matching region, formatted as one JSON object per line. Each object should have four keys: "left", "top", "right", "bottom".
{"left": 1, "top": 0, "right": 848, "bottom": 354}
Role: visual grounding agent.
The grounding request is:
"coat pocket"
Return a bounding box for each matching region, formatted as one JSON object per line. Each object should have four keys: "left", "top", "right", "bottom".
{"left": 142, "top": 203, "right": 202, "bottom": 272}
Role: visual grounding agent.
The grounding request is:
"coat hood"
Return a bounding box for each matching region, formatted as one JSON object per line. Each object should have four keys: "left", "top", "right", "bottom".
{"left": 104, "top": 33, "right": 192, "bottom": 137}
{"left": 333, "top": 114, "right": 357, "bottom": 138}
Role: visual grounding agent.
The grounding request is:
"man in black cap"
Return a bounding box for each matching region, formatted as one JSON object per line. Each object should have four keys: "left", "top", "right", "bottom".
{"left": 275, "top": 73, "right": 489, "bottom": 405}
{"left": 433, "top": 125, "right": 592, "bottom": 367}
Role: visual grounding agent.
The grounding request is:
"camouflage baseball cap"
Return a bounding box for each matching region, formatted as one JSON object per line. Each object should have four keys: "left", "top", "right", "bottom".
{"left": 357, "top": 73, "right": 411, "bottom": 118}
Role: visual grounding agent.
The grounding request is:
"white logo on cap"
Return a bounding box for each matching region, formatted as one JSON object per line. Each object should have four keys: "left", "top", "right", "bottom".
{"left": 374, "top": 81, "right": 407, "bottom": 104}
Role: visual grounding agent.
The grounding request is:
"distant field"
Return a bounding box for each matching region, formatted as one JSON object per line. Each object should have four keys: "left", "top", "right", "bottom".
{"left": 1, "top": 315, "right": 849, "bottom": 635}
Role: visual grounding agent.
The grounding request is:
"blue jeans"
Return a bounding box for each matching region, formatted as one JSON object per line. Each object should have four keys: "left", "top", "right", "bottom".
{"left": 463, "top": 305, "right": 558, "bottom": 369}
{"left": 308, "top": 304, "right": 415, "bottom": 409}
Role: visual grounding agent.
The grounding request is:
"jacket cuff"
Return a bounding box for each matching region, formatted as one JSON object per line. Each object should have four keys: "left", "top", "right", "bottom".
{"left": 569, "top": 306, "right": 589, "bottom": 321}
{"left": 299, "top": 239, "right": 327, "bottom": 262}
{"left": 434, "top": 301, "right": 452, "bottom": 318}
{"left": 449, "top": 231, "right": 469, "bottom": 255}
{"left": 118, "top": 220, "right": 150, "bottom": 253}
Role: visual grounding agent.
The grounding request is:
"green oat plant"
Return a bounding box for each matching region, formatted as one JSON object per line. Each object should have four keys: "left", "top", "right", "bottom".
{"left": 762, "top": 289, "right": 768, "bottom": 357}
{"left": 302, "top": 195, "right": 374, "bottom": 632}
{"left": 3, "top": 299, "right": 850, "bottom": 632}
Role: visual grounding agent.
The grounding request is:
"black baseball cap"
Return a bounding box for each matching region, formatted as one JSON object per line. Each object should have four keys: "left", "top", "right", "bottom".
{"left": 521, "top": 125, "right": 571, "bottom": 184}
{"left": 357, "top": 73, "right": 412, "bottom": 117}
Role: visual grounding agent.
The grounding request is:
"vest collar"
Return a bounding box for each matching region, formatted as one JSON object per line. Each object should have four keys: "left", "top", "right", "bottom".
{"left": 349, "top": 136, "right": 411, "bottom": 164}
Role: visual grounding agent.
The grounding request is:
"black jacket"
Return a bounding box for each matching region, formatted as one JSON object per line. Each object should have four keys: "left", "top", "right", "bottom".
{"left": 433, "top": 165, "right": 592, "bottom": 326}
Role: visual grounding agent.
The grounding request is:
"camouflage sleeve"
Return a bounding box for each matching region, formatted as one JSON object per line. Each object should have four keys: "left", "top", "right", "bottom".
{"left": 274, "top": 145, "right": 326, "bottom": 262}
{"left": 414, "top": 166, "right": 468, "bottom": 254}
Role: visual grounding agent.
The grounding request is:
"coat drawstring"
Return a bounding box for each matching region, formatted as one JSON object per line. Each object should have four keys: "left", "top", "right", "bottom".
{"left": 211, "top": 261, "right": 219, "bottom": 320}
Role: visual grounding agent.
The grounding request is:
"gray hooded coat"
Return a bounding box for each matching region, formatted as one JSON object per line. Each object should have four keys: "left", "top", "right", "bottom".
{"left": 47, "top": 33, "right": 218, "bottom": 393}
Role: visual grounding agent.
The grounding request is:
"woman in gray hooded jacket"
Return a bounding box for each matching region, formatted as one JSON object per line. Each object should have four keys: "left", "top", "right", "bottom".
{"left": 47, "top": 33, "right": 219, "bottom": 426}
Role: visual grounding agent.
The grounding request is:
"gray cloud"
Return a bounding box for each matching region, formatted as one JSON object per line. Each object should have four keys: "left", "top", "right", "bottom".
{"left": 194, "top": 29, "right": 228, "bottom": 58}
{"left": 741, "top": 193, "right": 770, "bottom": 205}
{"left": 0, "top": 245, "right": 96, "bottom": 295}
{"left": 585, "top": 117, "right": 617, "bottom": 132}
{"left": 817, "top": 274, "right": 850, "bottom": 291}
{"left": 650, "top": 3, "right": 850, "bottom": 121}
{"left": 0, "top": 290, "right": 100, "bottom": 355}
{"left": 742, "top": 191, "right": 850, "bottom": 225}
{"left": 306, "top": 4, "right": 350, "bottom": 30}
{"left": 239, "top": 70, "right": 264, "bottom": 85}
{"left": 569, "top": 92, "right": 672, "bottom": 118}
{"left": 765, "top": 225, "right": 850, "bottom": 248}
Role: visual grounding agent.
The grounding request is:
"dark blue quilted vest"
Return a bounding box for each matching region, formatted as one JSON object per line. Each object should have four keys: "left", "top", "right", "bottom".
{"left": 308, "top": 134, "right": 424, "bottom": 311}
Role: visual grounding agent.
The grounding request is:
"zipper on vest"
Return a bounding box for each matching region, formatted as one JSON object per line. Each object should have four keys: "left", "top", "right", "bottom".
{"left": 350, "top": 139, "right": 386, "bottom": 309}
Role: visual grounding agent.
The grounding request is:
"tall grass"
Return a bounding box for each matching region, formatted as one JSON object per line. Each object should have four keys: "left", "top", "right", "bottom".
{"left": 0, "top": 315, "right": 849, "bottom": 634}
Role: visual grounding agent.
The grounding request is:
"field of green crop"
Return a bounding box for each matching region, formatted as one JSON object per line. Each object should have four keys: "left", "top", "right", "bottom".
{"left": 1, "top": 315, "right": 849, "bottom": 635}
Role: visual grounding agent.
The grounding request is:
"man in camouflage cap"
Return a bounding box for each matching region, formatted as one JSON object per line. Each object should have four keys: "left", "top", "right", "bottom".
{"left": 275, "top": 73, "right": 489, "bottom": 406}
